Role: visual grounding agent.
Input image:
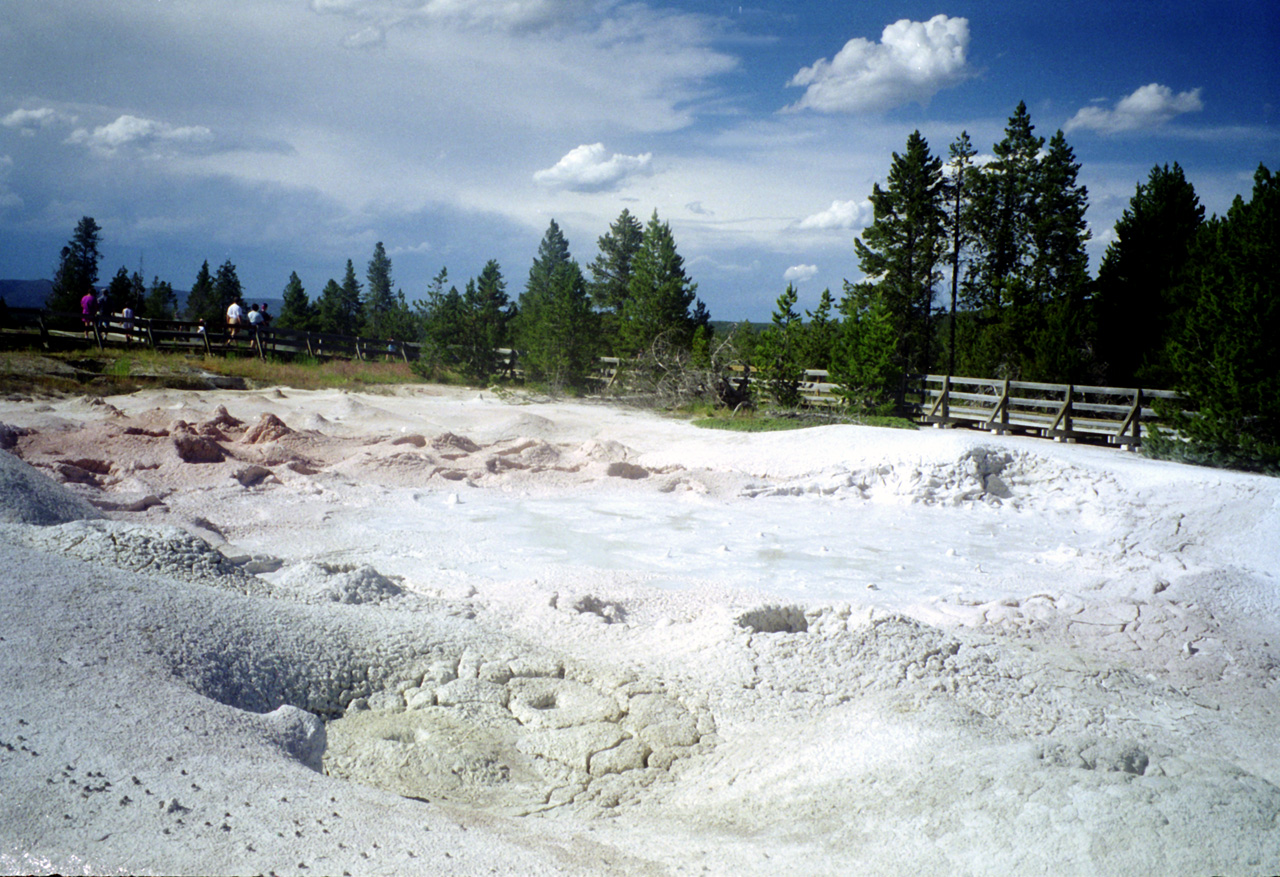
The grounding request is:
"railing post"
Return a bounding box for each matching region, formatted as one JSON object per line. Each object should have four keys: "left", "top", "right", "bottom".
{"left": 941, "top": 374, "right": 950, "bottom": 422}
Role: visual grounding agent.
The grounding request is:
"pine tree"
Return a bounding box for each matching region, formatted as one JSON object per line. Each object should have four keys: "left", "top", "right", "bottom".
{"left": 522, "top": 261, "right": 596, "bottom": 389}
{"left": 317, "top": 260, "right": 362, "bottom": 334}
{"left": 106, "top": 266, "right": 132, "bottom": 313}
{"left": 803, "top": 288, "right": 837, "bottom": 371}
{"left": 213, "top": 260, "right": 243, "bottom": 315}
{"left": 143, "top": 276, "right": 177, "bottom": 320}
{"left": 831, "top": 283, "right": 899, "bottom": 413}
{"left": 1027, "top": 130, "right": 1093, "bottom": 381}
{"left": 417, "top": 267, "right": 467, "bottom": 351}
{"left": 127, "top": 270, "right": 146, "bottom": 314}
{"left": 460, "top": 260, "right": 513, "bottom": 380}
{"left": 517, "top": 220, "right": 597, "bottom": 386}
{"left": 619, "top": 211, "right": 700, "bottom": 354}
{"left": 47, "top": 216, "right": 103, "bottom": 312}
{"left": 184, "top": 261, "right": 219, "bottom": 324}
{"left": 314, "top": 279, "right": 344, "bottom": 335}
{"left": 587, "top": 208, "right": 644, "bottom": 345}
{"left": 1161, "top": 164, "right": 1279, "bottom": 470}
{"left": 518, "top": 220, "right": 572, "bottom": 333}
{"left": 278, "top": 271, "right": 316, "bottom": 330}
{"left": 943, "top": 132, "right": 978, "bottom": 375}
{"left": 755, "top": 284, "right": 805, "bottom": 406}
{"left": 1095, "top": 163, "right": 1204, "bottom": 386}
{"left": 362, "top": 242, "right": 396, "bottom": 337}
{"left": 854, "top": 130, "right": 946, "bottom": 375}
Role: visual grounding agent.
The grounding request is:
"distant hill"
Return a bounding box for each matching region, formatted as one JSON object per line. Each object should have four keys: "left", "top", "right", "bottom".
{"left": 709, "top": 319, "right": 767, "bottom": 335}
{"left": 0, "top": 279, "right": 54, "bottom": 309}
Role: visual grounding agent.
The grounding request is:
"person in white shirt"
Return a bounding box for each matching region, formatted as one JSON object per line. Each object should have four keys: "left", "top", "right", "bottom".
{"left": 226, "top": 299, "right": 245, "bottom": 345}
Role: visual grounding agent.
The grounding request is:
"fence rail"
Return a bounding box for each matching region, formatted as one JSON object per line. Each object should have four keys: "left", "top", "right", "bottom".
{"left": 2, "top": 306, "right": 1182, "bottom": 450}
{"left": 0, "top": 307, "right": 423, "bottom": 363}
{"left": 907, "top": 373, "right": 1182, "bottom": 448}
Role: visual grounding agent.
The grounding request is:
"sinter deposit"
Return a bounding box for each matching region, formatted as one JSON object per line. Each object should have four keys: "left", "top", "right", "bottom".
{"left": 1, "top": 384, "right": 1278, "bottom": 876}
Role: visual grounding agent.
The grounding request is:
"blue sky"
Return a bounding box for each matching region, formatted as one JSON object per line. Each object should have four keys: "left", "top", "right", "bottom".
{"left": 1, "top": 0, "right": 1275, "bottom": 321}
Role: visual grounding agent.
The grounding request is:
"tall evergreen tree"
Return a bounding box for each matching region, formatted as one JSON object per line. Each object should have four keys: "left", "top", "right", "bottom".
{"left": 317, "top": 260, "right": 362, "bottom": 334}
{"left": 106, "top": 266, "right": 132, "bottom": 313}
{"left": 519, "top": 220, "right": 599, "bottom": 386}
{"left": 278, "top": 271, "right": 316, "bottom": 331}
{"left": 803, "top": 288, "right": 837, "bottom": 371}
{"left": 362, "top": 241, "right": 396, "bottom": 337}
{"left": 184, "top": 260, "right": 219, "bottom": 324}
{"left": 143, "top": 276, "right": 177, "bottom": 320}
{"left": 943, "top": 131, "right": 978, "bottom": 375}
{"left": 831, "top": 282, "right": 899, "bottom": 413}
{"left": 960, "top": 105, "right": 1092, "bottom": 380}
{"left": 522, "top": 261, "right": 596, "bottom": 389}
{"left": 755, "top": 284, "right": 805, "bottom": 406}
{"left": 213, "top": 260, "right": 243, "bottom": 315}
{"left": 1094, "top": 163, "right": 1204, "bottom": 386}
{"left": 1161, "top": 164, "right": 1279, "bottom": 470}
{"left": 417, "top": 267, "right": 467, "bottom": 351}
{"left": 619, "top": 211, "right": 700, "bottom": 354}
{"left": 1028, "top": 130, "right": 1092, "bottom": 381}
{"left": 854, "top": 130, "right": 946, "bottom": 375}
{"left": 127, "top": 270, "right": 146, "bottom": 314}
{"left": 587, "top": 208, "right": 644, "bottom": 345}
{"left": 970, "top": 103, "right": 1043, "bottom": 302}
{"left": 519, "top": 220, "right": 572, "bottom": 331}
{"left": 314, "top": 278, "right": 344, "bottom": 335}
{"left": 460, "top": 259, "right": 513, "bottom": 380}
{"left": 47, "top": 216, "right": 103, "bottom": 312}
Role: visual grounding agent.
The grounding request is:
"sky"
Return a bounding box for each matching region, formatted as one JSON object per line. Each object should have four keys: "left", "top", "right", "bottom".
{"left": 0, "top": 0, "right": 1275, "bottom": 322}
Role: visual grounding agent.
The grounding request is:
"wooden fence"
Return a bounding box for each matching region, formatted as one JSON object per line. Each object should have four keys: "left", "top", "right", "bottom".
{"left": 0, "top": 307, "right": 423, "bottom": 364}
{"left": 3, "top": 306, "right": 1181, "bottom": 449}
{"left": 907, "top": 374, "right": 1181, "bottom": 448}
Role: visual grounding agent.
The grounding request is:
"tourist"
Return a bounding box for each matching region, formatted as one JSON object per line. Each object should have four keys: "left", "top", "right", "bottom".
{"left": 225, "top": 299, "right": 245, "bottom": 345}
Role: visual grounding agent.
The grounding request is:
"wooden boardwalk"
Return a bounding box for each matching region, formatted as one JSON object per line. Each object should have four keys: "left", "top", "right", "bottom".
{"left": 3, "top": 306, "right": 1181, "bottom": 449}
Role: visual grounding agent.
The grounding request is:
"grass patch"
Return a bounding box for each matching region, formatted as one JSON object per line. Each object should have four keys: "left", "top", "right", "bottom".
{"left": 0, "top": 346, "right": 471, "bottom": 395}
{"left": 690, "top": 408, "right": 917, "bottom": 432}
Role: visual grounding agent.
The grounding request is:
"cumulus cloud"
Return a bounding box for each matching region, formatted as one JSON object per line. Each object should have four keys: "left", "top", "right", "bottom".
{"left": 2, "top": 106, "right": 76, "bottom": 135}
{"left": 783, "top": 264, "right": 818, "bottom": 284}
{"left": 797, "top": 199, "right": 873, "bottom": 230}
{"left": 785, "top": 15, "right": 971, "bottom": 114}
{"left": 66, "top": 114, "right": 213, "bottom": 156}
{"left": 533, "top": 143, "right": 653, "bottom": 192}
{"left": 1065, "top": 83, "right": 1204, "bottom": 134}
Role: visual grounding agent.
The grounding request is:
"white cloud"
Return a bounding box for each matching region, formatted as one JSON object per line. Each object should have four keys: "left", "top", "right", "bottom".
{"left": 783, "top": 264, "right": 818, "bottom": 283}
{"left": 2, "top": 106, "right": 76, "bottom": 135}
{"left": 797, "top": 199, "right": 873, "bottom": 230}
{"left": 342, "top": 25, "right": 385, "bottom": 48}
{"left": 1065, "top": 83, "right": 1204, "bottom": 134}
{"left": 533, "top": 143, "right": 653, "bottom": 192}
{"left": 66, "top": 114, "right": 213, "bottom": 156}
{"left": 311, "top": 0, "right": 589, "bottom": 32}
{"left": 786, "top": 15, "right": 972, "bottom": 114}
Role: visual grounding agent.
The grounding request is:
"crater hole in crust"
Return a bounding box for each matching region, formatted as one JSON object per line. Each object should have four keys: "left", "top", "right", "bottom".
{"left": 736, "top": 604, "right": 809, "bottom": 634}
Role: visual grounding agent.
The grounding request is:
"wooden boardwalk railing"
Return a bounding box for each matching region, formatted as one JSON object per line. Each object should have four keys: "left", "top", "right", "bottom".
{"left": 0, "top": 307, "right": 423, "bottom": 364}
{"left": 3, "top": 306, "right": 1181, "bottom": 450}
{"left": 907, "top": 374, "right": 1182, "bottom": 448}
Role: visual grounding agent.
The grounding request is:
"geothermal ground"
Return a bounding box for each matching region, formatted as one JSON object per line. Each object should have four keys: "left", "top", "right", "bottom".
{"left": 1, "top": 383, "right": 1278, "bottom": 875}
